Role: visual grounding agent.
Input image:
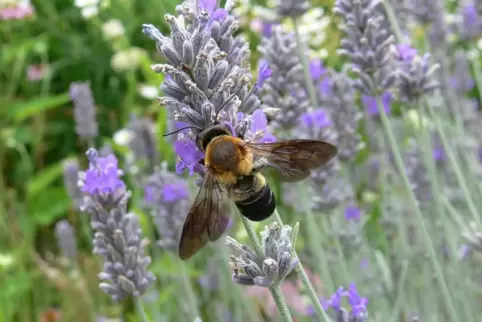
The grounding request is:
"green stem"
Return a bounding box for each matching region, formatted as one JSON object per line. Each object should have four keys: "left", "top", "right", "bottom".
{"left": 238, "top": 214, "right": 293, "bottom": 322}
{"left": 135, "top": 297, "right": 150, "bottom": 322}
{"left": 178, "top": 258, "right": 201, "bottom": 319}
{"left": 381, "top": 0, "right": 405, "bottom": 42}
{"left": 291, "top": 17, "right": 319, "bottom": 108}
{"left": 374, "top": 96, "right": 460, "bottom": 322}
{"left": 273, "top": 210, "right": 331, "bottom": 322}
{"left": 424, "top": 100, "right": 480, "bottom": 226}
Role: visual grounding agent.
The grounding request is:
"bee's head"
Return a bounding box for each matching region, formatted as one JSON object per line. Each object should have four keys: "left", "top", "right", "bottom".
{"left": 196, "top": 123, "right": 233, "bottom": 152}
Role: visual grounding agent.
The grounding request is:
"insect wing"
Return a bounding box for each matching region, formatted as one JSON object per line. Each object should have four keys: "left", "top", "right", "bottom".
{"left": 178, "top": 171, "right": 230, "bottom": 260}
{"left": 247, "top": 140, "right": 338, "bottom": 182}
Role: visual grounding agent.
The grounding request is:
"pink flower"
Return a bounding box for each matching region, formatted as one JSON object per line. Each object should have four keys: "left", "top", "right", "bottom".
{"left": 0, "top": 4, "right": 34, "bottom": 21}
{"left": 27, "top": 64, "right": 48, "bottom": 81}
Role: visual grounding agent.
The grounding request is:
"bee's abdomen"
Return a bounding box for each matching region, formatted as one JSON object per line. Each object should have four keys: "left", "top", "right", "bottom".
{"left": 235, "top": 185, "right": 276, "bottom": 222}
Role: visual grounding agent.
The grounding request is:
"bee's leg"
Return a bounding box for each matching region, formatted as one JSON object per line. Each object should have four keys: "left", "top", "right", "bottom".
{"left": 198, "top": 158, "right": 205, "bottom": 165}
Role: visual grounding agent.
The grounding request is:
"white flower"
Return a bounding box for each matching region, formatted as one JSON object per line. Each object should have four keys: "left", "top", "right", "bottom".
{"left": 111, "top": 47, "right": 146, "bottom": 71}
{"left": 74, "top": 0, "right": 99, "bottom": 8}
{"left": 81, "top": 6, "right": 98, "bottom": 18}
{"left": 102, "top": 19, "right": 125, "bottom": 39}
{"left": 137, "top": 84, "right": 159, "bottom": 99}
{"left": 113, "top": 129, "right": 135, "bottom": 146}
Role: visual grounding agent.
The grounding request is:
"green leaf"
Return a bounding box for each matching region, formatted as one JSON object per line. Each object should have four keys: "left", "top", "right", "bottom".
{"left": 27, "top": 161, "right": 64, "bottom": 199}
{"left": 6, "top": 93, "right": 70, "bottom": 123}
{"left": 29, "top": 187, "right": 71, "bottom": 225}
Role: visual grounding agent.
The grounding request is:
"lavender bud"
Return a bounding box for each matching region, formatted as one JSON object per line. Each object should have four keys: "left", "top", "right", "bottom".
{"left": 79, "top": 149, "right": 155, "bottom": 301}
{"left": 226, "top": 222, "right": 297, "bottom": 288}
{"left": 396, "top": 44, "right": 439, "bottom": 103}
{"left": 54, "top": 220, "right": 77, "bottom": 260}
{"left": 335, "top": 0, "right": 397, "bottom": 96}
{"left": 258, "top": 26, "right": 309, "bottom": 132}
{"left": 143, "top": 162, "right": 190, "bottom": 251}
{"left": 63, "top": 159, "right": 84, "bottom": 210}
{"left": 274, "top": 0, "right": 311, "bottom": 18}
{"left": 69, "top": 82, "right": 98, "bottom": 140}
{"left": 143, "top": 2, "right": 268, "bottom": 173}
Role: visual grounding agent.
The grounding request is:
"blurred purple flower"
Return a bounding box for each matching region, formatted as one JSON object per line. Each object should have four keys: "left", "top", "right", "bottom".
{"left": 162, "top": 181, "right": 189, "bottom": 203}
{"left": 346, "top": 283, "right": 369, "bottom": 317}
{"left": 433, "top": 147, "right": 445, "bottom": 162}
{"left": 396, "top": 43, "right": 417, "bottom": 62}
{"left": 81, "top": 150, "right": 125, "bottom": 196}
{"left": 362, "top": 91, "right": 393, "bottom": 116}
{"left": 174, "top": 139, "right": 204, "bottom": 176}
{"left": 344, "top": 205, "right": 362, "bottom": 221}
{"left": 322, "top": 287, "right": 344, "bottom": 311}
{"left": 318, "top": 77, "right": 333, "bottom": 97}
{"left": 309, "top": 58, "right": 327, "bottom": 80}
{"left": 301, "top": 109, "right": 332, "bottom": 129}
{"left": 262, "top": 22, "right": 274, "bottom": 37}
{"left": 251, "top": 109, "right": 276, "bottom": 143}
{"left": 255, "top": 60, "right": 272, "bottom": 89}
{"left": 459, "top": 4, "right": 482, "bottom": 40}
{"left": 321, "top": 283, "right": 368, "bottom": 319}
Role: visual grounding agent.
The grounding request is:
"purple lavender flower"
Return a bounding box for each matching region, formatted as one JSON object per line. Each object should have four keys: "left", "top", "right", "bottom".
{"left": 174, "top": 139, "right": 204, "bottom": 176}
{"left": 255, "top": 60, "right": 273, "bottom": 90}
{"left": 309, "top": 58, "right": 327, "bottom": 81}
{"left": 335, "top": 0, "right": 397, "bottom": 95}
{"left": 70, "top": 82, "right": 98, "bottom": 140}
{"left": 143, "top": 2, "right": 275, "bottom": 177}
{"left": 79, "top": 149, "right": 155, "bottom": 301}
{"left": 80, "top": 151, "right": 125, "bottom": 196}
{"left": 144, "top": 162, "right": 191, "bottom": 251}
{"left": 396, "top": 43, "right": 417, "bottom": 62}
{"left": 344, "top": 205, "right": 362, "bottom": 221}
{"left": 362, "top": 91, "right": 393, "bottom": 116}
{"left": 262, "top": 22, "right": 274, "bottom": 37}
{"left": 259, "top": 26, "right": 311, "bottom": 133}
{"left": 321, "top": 283, "right": 369, "bottom": 321}
{"left": 63, "top": 159, "right": 84, "bottom": 210}
{"left": 54, "top": 220, "right": 77, "bottom": 260}
{"left": 457, "top": 4, "right": 482, "bottom": 41}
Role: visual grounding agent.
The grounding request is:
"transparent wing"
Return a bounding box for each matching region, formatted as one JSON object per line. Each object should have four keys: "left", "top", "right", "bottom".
{"left": 178, "top": 171, "right": 230, "bottom": 260}
{"left": 247, "top": 139, "right": 338, "bottom": 182}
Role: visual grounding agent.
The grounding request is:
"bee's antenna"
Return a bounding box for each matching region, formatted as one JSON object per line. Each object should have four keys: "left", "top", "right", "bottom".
{"left": 213, "top": 85, "right": 246, "bottom": 122}
{"left": 163, "top": 126, "right": 201, "bottom": 137}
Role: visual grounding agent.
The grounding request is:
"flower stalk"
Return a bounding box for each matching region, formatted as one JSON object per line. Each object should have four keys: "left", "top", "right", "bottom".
{"left": 237, "top": 214, "right": 293, "bottom": 322}
{"left": 273, "top": 209, "right": 331, "bottom": 322}
{"left": 374, "top": 96, "right": 459, "bottom": 322}
{"left": 291, "top": 17, "right": 319, "bottom": 108}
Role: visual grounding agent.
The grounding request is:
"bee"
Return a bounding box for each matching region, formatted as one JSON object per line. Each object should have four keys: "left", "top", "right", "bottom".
{"left": 178, "top": 123, "right": 338, "bottom": 260}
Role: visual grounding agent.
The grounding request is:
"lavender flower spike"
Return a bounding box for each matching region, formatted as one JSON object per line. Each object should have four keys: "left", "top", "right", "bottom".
{"left": 396, "top": 43, "right": 439, "bottom": 103}
{"left": 63, "top": 158, "right": 84, "bottom": 210}
{"left": 258, "top": 26, "right": 310, "bottom": 134}
{"left": 54, "top": 220, "right": 77, "bottom": 260}
{"left": 321, "top": 283, "right": 369, "bottom": 321}
{"left": 334, "top": 0, "right": 397, "bottom": 96}
{"left": 70, "top": 82, "right": 98, "bottom": 140}
{"left": 79, "top": 148, "right": 155, "bottom": 301}
{"left": 142, "top": 1, "right": 274, "bottom": 176}
{"left": 143, "top": 162, "right": 190, "bottom": 251}
{"left": 274, "top": 0, "right": 311, "bottom": 18}
{"left": 226, "top": 222, "right": 298, "bottom": 288}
